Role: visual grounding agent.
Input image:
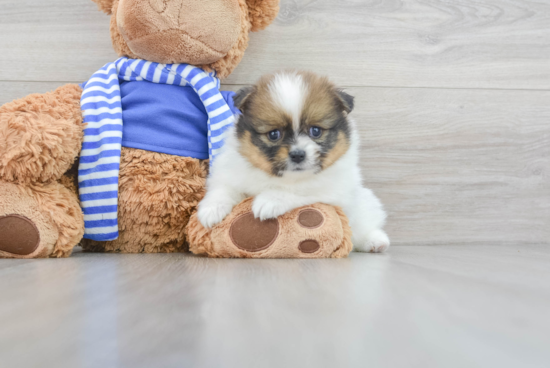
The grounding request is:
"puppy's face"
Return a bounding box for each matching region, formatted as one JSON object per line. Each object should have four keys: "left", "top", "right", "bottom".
{"left": 233, "top": 71, "right": 354, "bottom": 177}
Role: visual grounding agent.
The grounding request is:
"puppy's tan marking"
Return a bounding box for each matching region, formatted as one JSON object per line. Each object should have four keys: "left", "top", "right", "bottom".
{"left": 238, "top": 131, "right": 273, "bottom": 173}
{"left": 321, "top": 131, "right": 350, "bottom": 170}
{"left": 274, "top": 145, "right": 290, "bottom": 165}
{"left": 300, "top": 72, "right": 339, "bottom": 128}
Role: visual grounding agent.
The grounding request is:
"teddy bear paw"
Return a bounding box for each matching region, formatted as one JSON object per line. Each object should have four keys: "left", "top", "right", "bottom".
{"left": 0, "top": 215, "right": 41, "bottom": 256}
{"left": 0, "top": 182, "right": 60, "bottom": 258}
{"left": 188, "top": 197, "right": 353, "bottom": 258}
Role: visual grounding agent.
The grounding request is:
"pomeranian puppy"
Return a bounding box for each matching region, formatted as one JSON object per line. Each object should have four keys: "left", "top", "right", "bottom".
{"left": 198, "top": 71, "right": 389, "bottom": 252}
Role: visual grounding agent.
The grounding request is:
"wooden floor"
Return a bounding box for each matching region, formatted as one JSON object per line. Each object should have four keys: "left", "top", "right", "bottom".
{"left": 1, "top": 1, "right": 549, "bottom": 367}
{"left": 0, "top": 245, "right": 549, "bottom": 368}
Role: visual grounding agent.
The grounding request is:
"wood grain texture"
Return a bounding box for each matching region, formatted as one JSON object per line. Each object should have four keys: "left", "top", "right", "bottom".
{"left": 0, "top": 0, "right": 549, "bottom": 88}
{"left": 0, "top": 245, "right": 549, "bottom": 368}
{"left": 0, "top": 81, "right": 71, "bottom": 103}
{"left": 0, "top": 0, "right": 116, "bottom": 83}
{"left": 229, "top": 0, "right": 550, "bottom": 88}
{"left": 350, "top": 87, "right": 550, "bottom": 245}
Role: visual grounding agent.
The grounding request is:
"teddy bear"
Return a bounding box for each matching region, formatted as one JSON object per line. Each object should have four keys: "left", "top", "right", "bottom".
{"left": 0, "top": 0, "right": 353, "bottom": 259}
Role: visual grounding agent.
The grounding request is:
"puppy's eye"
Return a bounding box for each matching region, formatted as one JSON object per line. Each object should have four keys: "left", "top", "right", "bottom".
{"left": 267, "top": 129, "right": 281, "bottom": 142}
{"left": 309, "top": 126, "right": 323, "bottom": 138}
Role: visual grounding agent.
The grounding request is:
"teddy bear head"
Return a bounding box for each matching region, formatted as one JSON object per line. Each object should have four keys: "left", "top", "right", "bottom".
{"left": 92, "top": 0, "right": 279, "bottom": 78}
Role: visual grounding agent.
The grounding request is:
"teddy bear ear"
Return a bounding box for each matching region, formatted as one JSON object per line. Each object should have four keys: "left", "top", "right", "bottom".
{"left": 246, "top": 0, "right": 280, "bottom": 32}
{"left": 91, "top": 0, "right": 116, "bottom": 14}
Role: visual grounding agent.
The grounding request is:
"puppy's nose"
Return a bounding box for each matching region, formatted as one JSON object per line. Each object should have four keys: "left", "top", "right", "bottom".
{"left": 289, "top": 150, "right": 306, "bottom": 163}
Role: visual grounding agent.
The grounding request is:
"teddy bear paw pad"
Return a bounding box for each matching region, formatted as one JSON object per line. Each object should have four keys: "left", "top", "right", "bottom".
{"left": 229, "top": 212, "right": 279, "bottom": 252}
{"left": 298, "top": 239, "right": 321, "bottom": 253}
{"left": 298, "top": 209, "right": 324, "bottom": 229}
{"left": 0, "top": 215, "right": 40, "bottom": 256}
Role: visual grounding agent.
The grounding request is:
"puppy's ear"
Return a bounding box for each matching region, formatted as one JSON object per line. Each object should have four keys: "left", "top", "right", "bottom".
{"left": 91, "top": 0, "right": 115, "bottom": 14}
{"left": 336, "top": 90, "right": 354, "bottom": 114}
{"left": 233, "top": 86, "right": 256, "bottom": 112}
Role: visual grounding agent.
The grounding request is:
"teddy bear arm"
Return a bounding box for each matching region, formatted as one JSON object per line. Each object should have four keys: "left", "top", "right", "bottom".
{"left": 0, "top": 84, "right": 84, "bottom": 185}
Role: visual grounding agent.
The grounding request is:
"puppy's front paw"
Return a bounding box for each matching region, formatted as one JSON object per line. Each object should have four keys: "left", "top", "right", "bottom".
{"left": 198, "top": 202, "right": 234, "bottom": 229}
{"left": 354, "top": 229, "right": 390, "bottom": 253}
{"left": 252, "top": 194, "right": 293, "bottom": 221}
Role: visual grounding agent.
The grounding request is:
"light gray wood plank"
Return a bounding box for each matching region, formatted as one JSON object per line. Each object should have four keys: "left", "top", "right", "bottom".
{"left": 1, "top": 82, "right": 548, "bottom": 245}
{"left": 1, "top": 0, "right": 549, "bottom": 89}
{"left": 229, "top": 0, "right": 550, "bottom": 89}
{"left": 0, "top": 245, "right": 549, "bottom": 368}
{"left": 0, "top": 0, "right": 116, "bottom": 83}
{"left": 349, "top": 86, "right": 550, "bottom": 245}
{"left": 0, "top": 81, "right": 72, "bottom": 104}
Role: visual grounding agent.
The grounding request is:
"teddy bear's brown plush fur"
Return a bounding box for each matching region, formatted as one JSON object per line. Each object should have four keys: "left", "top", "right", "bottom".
{"left": 0, "top": 0, "right": 279, "bottom": 258}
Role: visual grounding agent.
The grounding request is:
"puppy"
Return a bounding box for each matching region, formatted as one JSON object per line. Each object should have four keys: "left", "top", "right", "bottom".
{"left": 198, "top": 71, "right": 390, "bottom": 252}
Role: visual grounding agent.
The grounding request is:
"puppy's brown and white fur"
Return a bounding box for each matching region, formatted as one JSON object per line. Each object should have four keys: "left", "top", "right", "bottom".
{"left": 198, "top": 71, "right": 389, "bottom": 252}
